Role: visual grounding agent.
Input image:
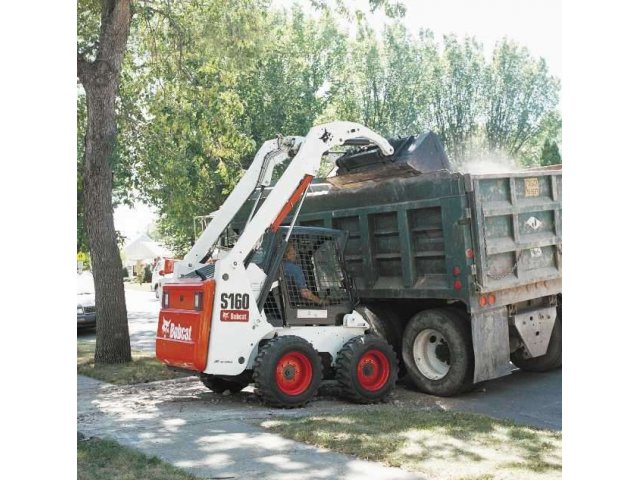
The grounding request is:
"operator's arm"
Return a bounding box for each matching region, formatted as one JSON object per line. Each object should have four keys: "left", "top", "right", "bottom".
{"left": 300, "top": 288, "right": 326, "bottom": 306}
{"left": 285, "top": 262, "right": 327, "bottom": 306}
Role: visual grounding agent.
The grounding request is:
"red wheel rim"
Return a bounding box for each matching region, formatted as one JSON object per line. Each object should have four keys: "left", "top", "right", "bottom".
{"left": 357, "top": 349, "right": 390, "bottom": 392}
{"left": 275, "top": 351, "right": 313, "bottom": 396}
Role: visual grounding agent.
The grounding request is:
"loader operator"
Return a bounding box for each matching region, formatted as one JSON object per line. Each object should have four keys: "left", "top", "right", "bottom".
{"left": 283, "top": 243, "right": 327, "bottom": 307}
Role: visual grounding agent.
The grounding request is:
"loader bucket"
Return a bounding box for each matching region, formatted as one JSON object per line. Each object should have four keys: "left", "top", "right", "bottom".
{"left": 327, "top": 131, "right": 451, "bottom": 189}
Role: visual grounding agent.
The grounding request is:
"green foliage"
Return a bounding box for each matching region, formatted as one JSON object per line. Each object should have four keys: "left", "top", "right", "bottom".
{"left": 540, "top": 139, "right": 562, "bottom": 166}
{"left": 310, "top": 0, "right": 406, "bottom": 18}
{"left": 331, "top": 27, "right": 560, "bottom": 166}
{"left": 485, "top": 39, "right": 560, "bottom": 157}
{"left": 128, "top": 1, "right": 357, "bottom": 254}
{"left": 77, "top": 0, "right": 560, "bottom": 251}
{"left": 429, "top": 35, "right": 486, "bottom": 161}
{"left": 77, "top": 0, "right": 101, "bottom": 61}
{"left": 332, "top": 22, "right": 435, "bottom": 137}
{"left": 239, "top": 6, "right": 349, "bottom": 145}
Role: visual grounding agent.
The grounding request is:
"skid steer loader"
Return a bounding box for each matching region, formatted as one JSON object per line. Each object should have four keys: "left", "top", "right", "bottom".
{"left": 156, "top": 122, "right": 400, "bottom": 407}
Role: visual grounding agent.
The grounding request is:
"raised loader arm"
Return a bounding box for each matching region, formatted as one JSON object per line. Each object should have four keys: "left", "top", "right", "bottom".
{"left": 176, "top": 135, "right": 305, "bottom": 276}
{"left": 226, "top": 121, "right": 394, "bottom": 266}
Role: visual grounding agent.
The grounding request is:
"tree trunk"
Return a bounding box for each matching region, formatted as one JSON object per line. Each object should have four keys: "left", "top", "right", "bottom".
{"left": 78, "top": 0, "right": 132, "bottom": 364}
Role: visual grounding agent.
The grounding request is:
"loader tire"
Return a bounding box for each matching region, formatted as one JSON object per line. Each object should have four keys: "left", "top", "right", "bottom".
{"left": 200, "top": 373, "right": 249, "bottom": 394}
{"left": 511, "top": 304, "right": 562, "bottom": 372}
{"left": 358, "top": 304, "right": 405, "bottom": 376}
{"left": 253, "top": 335, "right": 323, "bottom": 408}
{"left": 336, "top": 335, "right": 398, "bottom": 404}
{"left": 402, "top": 308, "right": 474, "bottom": 397}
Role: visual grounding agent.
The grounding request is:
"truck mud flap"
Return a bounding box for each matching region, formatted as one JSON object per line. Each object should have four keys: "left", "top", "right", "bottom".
{"left": 471, "top": 307, "right": 512, "bottom": 383}
{"left": 513, "top": 306, "right": 557, "bottom": 358}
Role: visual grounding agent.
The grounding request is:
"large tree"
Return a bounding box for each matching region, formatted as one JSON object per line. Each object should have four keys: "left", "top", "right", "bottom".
{"left": 77, "top": 0, "right": 132, "bottom": 363}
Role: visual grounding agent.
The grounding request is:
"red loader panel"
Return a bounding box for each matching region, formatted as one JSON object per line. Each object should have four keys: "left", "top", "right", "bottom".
{"left": 156, "top": 278, "right": 215, "bottom": 372}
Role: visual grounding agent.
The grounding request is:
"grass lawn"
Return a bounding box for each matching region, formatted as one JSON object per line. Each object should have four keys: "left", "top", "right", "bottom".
{"left": 261, "top": 408, "right": 561, "bottom": 480}
{"left": 78, "top": 436, "right": 200, "bottom": 480}
{"left": 77, "top": 338, "right": 189, "bottom": 385}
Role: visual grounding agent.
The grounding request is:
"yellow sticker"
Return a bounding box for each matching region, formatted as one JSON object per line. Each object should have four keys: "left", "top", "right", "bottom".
{"left": 524, "top": 178, "right": 540, "bottom": 197}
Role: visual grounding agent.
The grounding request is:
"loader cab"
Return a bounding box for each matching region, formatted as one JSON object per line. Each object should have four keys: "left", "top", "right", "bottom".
{"left": 250, "top": 226, "right": 357, "bottom": 327}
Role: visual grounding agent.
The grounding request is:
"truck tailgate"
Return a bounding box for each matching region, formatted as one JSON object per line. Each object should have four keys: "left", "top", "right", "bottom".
{"left": 465, "top": 170, "right": 562, "bottom": 292}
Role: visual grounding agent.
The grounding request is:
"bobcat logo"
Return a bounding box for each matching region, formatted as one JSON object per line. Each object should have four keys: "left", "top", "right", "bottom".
{"left": 160, "top": 317, "right": 193, "bottom": 342}
{"left": 161, "top": 318, "right": 171, "bottom": 336}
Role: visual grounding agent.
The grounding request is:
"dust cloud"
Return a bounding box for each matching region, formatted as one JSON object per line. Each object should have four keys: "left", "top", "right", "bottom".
{"left": 454, "top": 149, "right": 521, "bottom": 174}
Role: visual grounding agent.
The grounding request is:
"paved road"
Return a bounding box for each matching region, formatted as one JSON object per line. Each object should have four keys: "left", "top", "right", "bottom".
{"left": 78, "top": 286, "right": 160, "bottom": 352}
{"left": 79, "top": 287, "right": 561, "bottom": 430}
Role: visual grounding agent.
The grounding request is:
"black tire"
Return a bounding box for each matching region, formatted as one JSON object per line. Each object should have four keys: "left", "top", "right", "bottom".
{"left": 511, "top": 304, "right": 562, "bottom": 372}
{"left": 359, "top": 305, "right": 404, "bottom": 366}
{"left": 402, "top": 308, "right": 474, "bottom": 397}
{"left": 253, "top": 335, "right": 323, "bottom": 408}
{"left": 336, "top": 335, "right": 398, "bottom": 404}
{"left": 200, "top": 373, "right": 249, "bottom": 394}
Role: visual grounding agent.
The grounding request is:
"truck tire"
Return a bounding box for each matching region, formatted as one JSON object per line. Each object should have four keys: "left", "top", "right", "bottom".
{"left": 200, "top": 373, "right": 249, "bottom": 394}
{"left": 335, "top": 335, "right": 398, "bottom": 404}
{"left": 253, "top": 335, "right": 323, "bottom": 408}
{"left": 402, "top": 308, "right": 474, "bottom": 396}
{"left": 511, "top": 305, "right": 562, "bottom": 372}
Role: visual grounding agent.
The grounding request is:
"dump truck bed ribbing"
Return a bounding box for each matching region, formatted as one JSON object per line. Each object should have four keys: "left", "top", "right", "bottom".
{"left": 293, "top": 169, "right": 562, "bottom": 313}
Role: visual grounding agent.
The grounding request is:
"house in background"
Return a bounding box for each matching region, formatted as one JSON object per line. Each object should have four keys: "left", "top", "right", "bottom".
{"left": 122, "top": 233, "right": 173, "bottom": 279}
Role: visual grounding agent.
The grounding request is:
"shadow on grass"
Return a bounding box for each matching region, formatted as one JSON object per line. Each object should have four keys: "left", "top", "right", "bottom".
{"left": 263, "top": 408, "right": 561, "bottom": 478}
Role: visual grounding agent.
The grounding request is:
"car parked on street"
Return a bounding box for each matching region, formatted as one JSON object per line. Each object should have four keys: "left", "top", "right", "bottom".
{"left": 77, "top": 271, "right": 96, "bottom": 329}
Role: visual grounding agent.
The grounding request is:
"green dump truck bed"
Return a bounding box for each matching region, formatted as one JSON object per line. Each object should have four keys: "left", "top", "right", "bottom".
{"left": 296, "top": 168, "right": 562, "bottom": 313}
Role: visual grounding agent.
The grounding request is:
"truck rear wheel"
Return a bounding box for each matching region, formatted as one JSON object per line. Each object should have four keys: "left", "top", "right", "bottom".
{"left": 511, "top": 305, "right": 562, "bottom": 372}
{"left": 253, "top": 335, "right": 323, "bottom": 408}
{"left": 336, "top": 335, "right": 398, "bottom": 404}
{"left": 200, "top": 373, "right": 249, "bottom": 394}
{"left": 402, "top": 308, "right": 473, "bottom": 396}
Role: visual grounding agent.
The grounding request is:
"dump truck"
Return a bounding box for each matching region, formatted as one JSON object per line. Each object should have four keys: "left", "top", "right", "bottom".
{"left": 230, "top": 132, "right": 562, "bottom": 396}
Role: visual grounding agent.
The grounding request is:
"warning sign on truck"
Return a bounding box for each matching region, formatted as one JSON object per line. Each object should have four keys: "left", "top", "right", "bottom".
{"left": 524, "top": 178, "right": 540, "bottom": 197}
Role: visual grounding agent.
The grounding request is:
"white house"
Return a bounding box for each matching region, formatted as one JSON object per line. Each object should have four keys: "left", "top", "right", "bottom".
{"left": 123, "top": 233, "right": 173, "bottom": 278}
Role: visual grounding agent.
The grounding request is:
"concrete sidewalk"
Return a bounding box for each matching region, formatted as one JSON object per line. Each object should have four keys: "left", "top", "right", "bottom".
{"left": 77, "top": 375, "right": 428, "bottom": 480}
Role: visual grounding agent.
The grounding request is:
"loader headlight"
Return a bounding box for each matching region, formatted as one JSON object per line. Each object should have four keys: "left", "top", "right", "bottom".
{"left": 162, "top": 291, "right": 169, "bottom": 308}
{"left": 194, "top": 292, "right": 203, "bottom": 311}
